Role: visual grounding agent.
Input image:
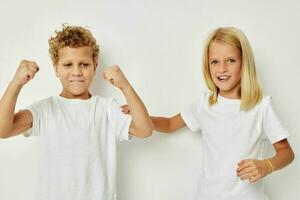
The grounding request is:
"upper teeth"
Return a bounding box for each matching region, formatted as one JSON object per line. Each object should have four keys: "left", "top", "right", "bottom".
{"left": 218, "top": 76, "right": 229, "bottom": 80}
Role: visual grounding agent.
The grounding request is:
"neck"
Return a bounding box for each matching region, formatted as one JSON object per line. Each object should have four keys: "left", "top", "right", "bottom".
{"left": 219, "top": 88, "right": 241, "bottom": 99}
{"left": 59, "top": 91, "right": 92, "bottom": 100}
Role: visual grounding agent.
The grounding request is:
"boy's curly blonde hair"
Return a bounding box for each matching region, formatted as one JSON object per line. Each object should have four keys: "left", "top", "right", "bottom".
{"left": 48, "top": 24, "right": 100, "bottom": 65}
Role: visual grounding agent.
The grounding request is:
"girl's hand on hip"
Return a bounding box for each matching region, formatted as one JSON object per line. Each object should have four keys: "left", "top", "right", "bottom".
{"left": 236, "top": 159, "right": 272, "bottom": 183}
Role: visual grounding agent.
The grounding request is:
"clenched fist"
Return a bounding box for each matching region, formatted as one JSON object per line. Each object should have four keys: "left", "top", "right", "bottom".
{"left": 12, "top": 60, "right": 39, "bottom": 87}
{"left": 102, "top": 65, "right": 130, "bottom": 90}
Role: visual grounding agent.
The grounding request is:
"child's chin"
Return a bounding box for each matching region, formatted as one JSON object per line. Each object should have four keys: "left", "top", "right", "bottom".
{"left": 69, "top": 90, "right": 88, "bottom": 97}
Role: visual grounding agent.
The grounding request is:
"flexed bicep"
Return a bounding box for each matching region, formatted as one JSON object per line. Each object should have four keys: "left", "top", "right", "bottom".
{"left": 9, "top": 110, "right": 33, "bottom": 138}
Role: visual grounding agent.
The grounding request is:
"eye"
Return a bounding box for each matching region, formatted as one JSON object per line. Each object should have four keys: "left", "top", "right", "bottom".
{"left": 227, "top": 59, "right": 236, "bottom": 64}
{"left": 80, "top": 63, "right": 90, "bottom": 68}
{"left": 210, "top": 60, "right": 218, "bottom": 65}
{"left": 63, "top": 63, "right": 72, "bottom": 67}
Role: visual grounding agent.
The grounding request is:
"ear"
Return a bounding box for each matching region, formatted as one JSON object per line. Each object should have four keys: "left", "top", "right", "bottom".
{"left": 93, "top": 62, "right": 98, "bottom": 75}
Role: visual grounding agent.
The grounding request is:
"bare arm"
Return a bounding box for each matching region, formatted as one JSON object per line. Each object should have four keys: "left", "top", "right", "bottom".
{"left": 151, "top": 114, "right": 186, "bottom": 133}
{"left": 103, "top": 65, "right": 153, "bottom": 138}
{"left": 237, "top": 139, "right": 295, "bottom": 183}
{"left": 121, "top": 86, "right": 153, "bottom": 137}
{"left": 121, "top": 106, "right": 187, "bottom": 133}
{"left": 267, "top": 139, "right": 295, "bottom": 171}
{"left": 0, "top": 60, "right": 38, "bottom": 138}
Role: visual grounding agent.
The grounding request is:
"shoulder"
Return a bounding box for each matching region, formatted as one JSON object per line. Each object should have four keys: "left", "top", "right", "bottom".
{"left": 28, "top": 96, "right": 55, "bottom": 109}
{"left": 93, "top": 95, "right": 113, "bottom": 103}
{"left": 248, "top": 95, "right": 273, "bottom": 114}
{"left": 258, "top": 95, "right": 272, "bottom": 108}
{"left": 261, "top": 95, "right": 272, "bottom": 103}
{"left": 92, "top": 95, "right": 120, "bottom": 108}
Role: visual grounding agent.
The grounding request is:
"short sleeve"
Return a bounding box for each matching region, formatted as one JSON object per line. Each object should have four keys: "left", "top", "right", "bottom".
{"left": 23, "top": 101, "right": 42, "bottom": 137}
{"left": 180, "top": 97, "right": 203, "bottom": 132}
{"left": 262, "top": 97, "right": 289, "bottom": 144}
{"left": 107, "top": 98, "right": 132, "bottom": 141}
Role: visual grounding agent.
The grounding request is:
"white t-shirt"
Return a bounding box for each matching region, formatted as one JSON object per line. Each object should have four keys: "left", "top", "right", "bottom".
{"left": 181, "top": 93, "right": 289, "bottom": 200}
{"left": 24, "top": 95, "right": 132, "bottom": 200}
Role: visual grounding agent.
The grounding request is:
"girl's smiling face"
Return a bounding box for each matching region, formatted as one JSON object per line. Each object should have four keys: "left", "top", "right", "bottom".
{"left": 208, "top": 42, "right": 242, "bottom": 99}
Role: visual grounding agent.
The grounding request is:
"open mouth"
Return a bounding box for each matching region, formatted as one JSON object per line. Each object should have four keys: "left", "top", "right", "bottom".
{"left": 217, "top": 75, "right": 230, "bottom": 81}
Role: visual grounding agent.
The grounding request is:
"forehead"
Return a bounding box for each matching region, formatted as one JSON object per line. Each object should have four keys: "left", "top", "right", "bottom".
{"left": 58, "top": 46, "right": 93, "bottom": 61}
{"left": 208, "top": 42, "right": 240, "bottom": 58}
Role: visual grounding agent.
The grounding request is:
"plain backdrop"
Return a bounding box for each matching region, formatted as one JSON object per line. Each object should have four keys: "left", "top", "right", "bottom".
{"left": 0, "top": 0, "right": 299, "bottom": 199}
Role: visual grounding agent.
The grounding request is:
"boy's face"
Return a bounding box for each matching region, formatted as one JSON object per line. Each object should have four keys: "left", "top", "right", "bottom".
{"left": 55, "top": 46, "right": 97, "bottom": 99}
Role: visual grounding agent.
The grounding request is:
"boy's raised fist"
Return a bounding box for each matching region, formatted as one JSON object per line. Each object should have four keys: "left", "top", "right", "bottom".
{"left": 103, "top": 65, "right": 130, "bottom": 90}
{"left": 12, "top": 60, "right": 39, "bottom": 86}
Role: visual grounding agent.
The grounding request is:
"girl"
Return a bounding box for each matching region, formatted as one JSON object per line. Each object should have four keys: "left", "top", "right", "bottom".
{"left": 122, "top": 27, "right": 295, "bottom": 200}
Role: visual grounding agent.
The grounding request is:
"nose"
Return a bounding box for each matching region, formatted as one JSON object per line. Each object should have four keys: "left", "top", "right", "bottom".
{"left": 72, "top": 66, "right": 83, "bottom": 76}
{"left": 218, "top": 62, "right": 228, "bottom": 73}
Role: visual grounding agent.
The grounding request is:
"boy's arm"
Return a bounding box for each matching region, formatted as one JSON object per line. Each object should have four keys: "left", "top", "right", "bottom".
{"left": 0, "top": 60, "right": 38, "bottom": 138}
{"left": 121, "top": 85, "right": 152, "bottom": 137}
{"left": 121, "top": 107, "right": 187, "bottom": 133}
{"left": 103, "top": 65, "right": 153, "bottom": 138}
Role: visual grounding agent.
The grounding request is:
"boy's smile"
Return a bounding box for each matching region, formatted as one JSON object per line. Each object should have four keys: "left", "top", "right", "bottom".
{"left": 55, "top": 46, "right": 97, "bottom": 99}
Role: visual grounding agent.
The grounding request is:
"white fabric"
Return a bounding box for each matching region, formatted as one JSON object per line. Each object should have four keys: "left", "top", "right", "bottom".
{"left": 181, "top": 93, "right": 289, "bottom": 200}
{"left": 24, "top": 95, "right": 132, "bottom": 200}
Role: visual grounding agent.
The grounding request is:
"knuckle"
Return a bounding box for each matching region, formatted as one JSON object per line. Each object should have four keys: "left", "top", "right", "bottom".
{"left": 21, "top": 59, "right": 27, "bottom": 64}
{"left": 257, "top": 174, "right": 261, "bottom": 178}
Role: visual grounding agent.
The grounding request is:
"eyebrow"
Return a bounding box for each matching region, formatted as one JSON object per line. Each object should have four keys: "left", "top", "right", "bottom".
{"left": 209, "top": 56, "right": 238, "bottom": 60}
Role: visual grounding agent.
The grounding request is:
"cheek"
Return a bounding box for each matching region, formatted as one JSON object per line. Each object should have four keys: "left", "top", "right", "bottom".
{"left": 58, "top": 71, "right": 69, "bottom": 79}
{"left": 209, "top": 67, "right": 217, "bottom": 78}
{"left": 235, "top": 66, "right": 242, "bottom": 77}
{"left": 84, "top": 71, "right": 95, "bottom": 80}
{"left": 232, "top": 67, "right": 242, "bottom": 81}
{"left": 209, "top": 66, "right": 213, "bottom": 74}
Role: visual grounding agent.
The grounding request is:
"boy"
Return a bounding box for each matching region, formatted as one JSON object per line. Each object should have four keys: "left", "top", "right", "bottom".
{"left": 0, "top": 25, "right": 153, "bottom": 200}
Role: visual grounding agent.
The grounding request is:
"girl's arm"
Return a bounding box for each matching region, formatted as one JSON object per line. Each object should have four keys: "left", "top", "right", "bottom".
{"left": 103, "top": 65, "right": 153, "bottom": 138}
{"left": 151, "top": 114, "right": 186, "bottom": 133}
{"left": 121, "top": 106, "right": 187, "bottom": 133}
{"left": 0, "top": 60, "right": 38, "bottom": 138}
{"left": 267, "top": 139, "right": 295, "bottom": 171}
{"left": 236, "top": 139, "right": 295, "bottom": 183}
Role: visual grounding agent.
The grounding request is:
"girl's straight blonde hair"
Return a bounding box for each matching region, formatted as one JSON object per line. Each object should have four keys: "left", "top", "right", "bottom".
{"left": 202, "top": 27, "right": 263, "bottom": 110}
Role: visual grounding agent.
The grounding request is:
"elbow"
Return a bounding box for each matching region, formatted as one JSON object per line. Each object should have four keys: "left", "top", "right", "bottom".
{"left": 290, "top": 150, "right": 295, "bottom": 163}
{"left": 0, "top": 131, "right": 10, "bottom": 139}
{"left": 138, "top": 124, "right": 154, "bottom": 138}
{"left": 0, "top": 127, "right": 13, "bottom": 139}
{"left": 140, "top": 126, "right": 153, "bottom": 138}
{"left": 130, "top": 120, "right": 154, "bottom": 138}
{"left": 142, "top": 119, "right": 154, "bottom": 138}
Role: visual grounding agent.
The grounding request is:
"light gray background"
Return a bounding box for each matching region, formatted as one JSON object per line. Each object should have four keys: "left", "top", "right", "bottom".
{"left": 0, "top": 0, "right": 299, "bottom": 199}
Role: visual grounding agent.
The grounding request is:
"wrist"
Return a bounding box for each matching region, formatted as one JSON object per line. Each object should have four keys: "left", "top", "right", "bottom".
{"left": 264, "top": 159, "right": 274, "bottom": 174}
{"left": 9, "top": 79, "right": 23, "bottom": 90}
{"left": 120, "top": 83, "right": 133, "bottom": 93}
